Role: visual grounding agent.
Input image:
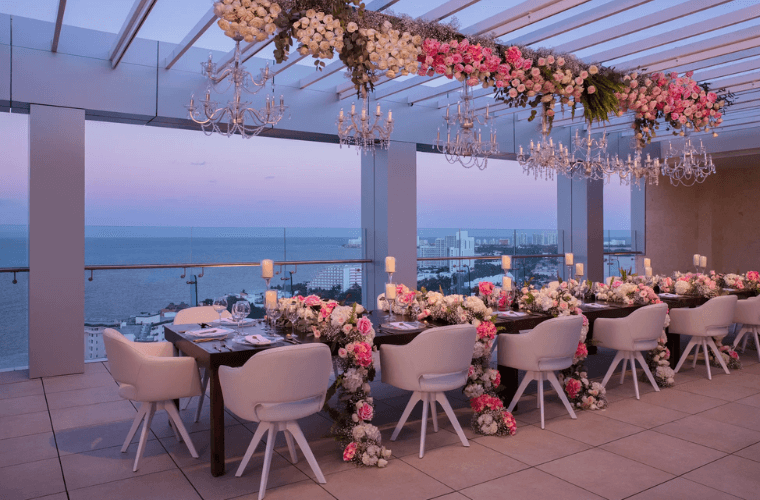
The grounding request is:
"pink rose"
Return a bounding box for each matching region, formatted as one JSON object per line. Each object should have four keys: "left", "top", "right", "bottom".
{"left": 357, "top": 403, "right": 373, "bottom": 421}
{"left": 338, "top": 348, "right": 347, "bottom": 358}
{"left": 479, "top": 281, "right": 495, "bottom": 296}
{"left": 357, "top": 316, "right": 373, "bottom": 335}
{"left": 575, "top": 342, "right": 588, "bottom": 359}
{"left": 565, "top": 378, "right": 581, "bottom": 399}
{"left": 304, "top": 295, "right": 321, "bottom": 307}
{"left": 343, "top": 442, "right": 357, "bottom": 461}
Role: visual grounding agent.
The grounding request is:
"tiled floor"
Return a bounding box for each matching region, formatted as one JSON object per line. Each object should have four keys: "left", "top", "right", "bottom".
{"left": 3, "top": 350, "right": 760, "bottom": 500}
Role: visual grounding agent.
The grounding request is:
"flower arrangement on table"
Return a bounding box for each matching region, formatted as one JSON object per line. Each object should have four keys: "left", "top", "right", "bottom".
{"left": 377, "top": 283, "right": 421, "bottom": 317}
{"left": 475, "top": 280, "right": 507, "bottom": 310}
{"left": 594, "top": 280, "right": 662, "bottom": 306}
{"left": 745, "top": 271, "right": 760, "bottom": 295}
{"left": 672, "top": 272, "right": 719, "bottom": 298}
{"left": 517, "top": 282, "right": 606, "bottom": 410}
{"left": 712, "top": 272, "right": 746, "bottom": 291}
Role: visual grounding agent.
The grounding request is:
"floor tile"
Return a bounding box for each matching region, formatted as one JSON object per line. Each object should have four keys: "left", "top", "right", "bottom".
{"left": 684, "top": 454, "right": 760, "bottom": 499}
{"left": 601, "top": 430, "right": 727, "bottom": 475}
{"left": 43, "top": 372, "right": 117, "bottom": 394}
{"left": 227, "top": 479, "right": 336, "bottom": 500}
{"left": 734, "top": 441, "right": 760, "bottom": 463}
{"left": 0, "top": 458, "right": 66, "bottom": 500}
{"left": 638, "top": 387, "right": 725, "bottom": 413}
{"left": 276, "top": 436, "right": 358, "bottom": 479}
{"left": 0, "top": 432, "right": 59, "bottom": 468}
{"left": 0, "top": 410, "right": 51, "bottom": 440}
{"left": 31, "top": 494, "right": 69, "bottom": 500}
{"left": 427, "top": 494, "right": 469, "bottom": 500}
{"left": 159, "top": 424, "right": 252, "bottom": 469}
{"left": 83, "top": 362, "right": 108, "bottom": 375}
{"left": 49, "top": 400, "right": 136, "bottom": 432}
{"left": 381, "top": 420, "right": 463, "bottom": 459}
{"left": 597, "top": 398, "right": 689, "bottom": 428}
{"left": 183, "top": 449, "right": 309, "bottom": 500}
{"left": 654, "top": 415, "right": 760, "bottom": 453}
{"left": 67, "top": 469, "right": 201, "bottom": 500}
{"left": 0, "top": 394, "right": 48, "bottom": 418}
{"left": 399, "top": 441, "right": 527, "bottom": 491}
{"left": 626, "top": 477, "right": 741, "bottom": 500}
{"left": 539, "top": 411, "right": 644, "bottom": 446}
{"left": 700, "top": 402, "right": 760, "bottom": 432}
{"left": 473, "top": 424, "right": 590, "bottom": 466}
{"left": 461, "top": 467, "right": 604, "bottom": 500}
{"left": 510, "top": 397, "right": 574, "bottom": 426}
{"left": 0, "top": 379, "right": 43, "bottom": 400}
{"left": 60, "top": 441, "right": 176, "bottom": 490}
{"left": 148, "top": 402, "right": 242, "bottom": 440}
{"left": 603, "top": 377, "right": 658, "bottom": 402}
{"left": 673, "top": 379, "right": 760, "bottom": 401}
{"left": 322, "top": 458, "right": 452, "bottom": 500}
{"left": 45, "top": 383, "right": 123, "bottom": 410}
{"left": 736, "top": 393, "right": 760, "bottom": 408}
{"left": 0, "top": 369, "right": 31, "bottom": 385}
{"left": 538, "top": 448, "right": 674, "bottom": 500}
{"left": 54, "top": 418, "right": 157, "bottom": 457}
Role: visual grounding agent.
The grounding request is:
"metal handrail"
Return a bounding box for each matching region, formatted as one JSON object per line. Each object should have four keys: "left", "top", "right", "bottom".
{"left": 416, "top": 254, "right": 565, "bottom": 262}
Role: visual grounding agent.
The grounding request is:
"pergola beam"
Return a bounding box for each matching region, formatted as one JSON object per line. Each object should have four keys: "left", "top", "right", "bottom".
{"left": 419, "top": 0, "right": 482, "bottom": 23}
{"left": 669, "top": 46, "right": 760, "bottom": 75}
{"left": 463, "top": 0, "right": 572, "bottom": 36}
{"left": 164, "top": 7, "right": 217, "bottom": 69}
{"left": 693, "top": 58, "right": 760, "bottom": 83}
{"left": 51, "top": 0, "right": 67, "bottom": 53}
{"left": 711, "top": 70, "right": 760, "bottom": 90}
{"left": 110, "top": 0, "right": 158, "bottom": 69}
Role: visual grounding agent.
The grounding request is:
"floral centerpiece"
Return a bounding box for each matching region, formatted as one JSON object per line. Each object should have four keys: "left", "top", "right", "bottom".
{"left": 673, "top": 272, "right": 719, "bottom": 298}
{"left": 475, "top": 280, "right": 508, "bottom": 310}
{"left": 712, "top": 272, "right": 746, "bottom": 291}
{"left": 745, "top": 271, "right": 760, "bottom": 295}
{"left": 377, "top": 283, "right": 421, "bottom": 317}
{"left": 595, "top": 280, "right": 662, "bottom": 306}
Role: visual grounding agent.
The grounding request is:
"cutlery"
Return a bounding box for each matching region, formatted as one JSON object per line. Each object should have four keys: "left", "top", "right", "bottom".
{"left": 193, "top": 337, "right": 225, "bottom": 343}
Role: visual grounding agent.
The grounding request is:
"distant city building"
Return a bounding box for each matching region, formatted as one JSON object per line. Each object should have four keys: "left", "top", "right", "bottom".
{"left": 447, "top": 231, "right": 475, "bottom": 273}
{"left": 85, "top": 320, "right": 134, "bottom": 360}
{"left": 344, "top": 237, "right": 362, "bottom": 248}
{"left": 308, "top": 266, "right": 362, "bottom": 292}
{"left": 499, "top": 239, "right": 511, "bottom": 246}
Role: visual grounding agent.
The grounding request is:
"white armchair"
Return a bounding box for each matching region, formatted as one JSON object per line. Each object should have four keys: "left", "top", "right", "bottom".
{"left": 174, "top": 306, "right": 231, "bottom": 421}
{"left": 733, "top": 296, "right": 760, "bottom": 360}
{"left": 595, "top": 303, "right": 669, "bottom": 398}
{"left": 671, "top": 295, "right": 738, "bottom": 379}
{"left": 497, "top": 315, "right": 583, "bottom": 429}
{"left": 380, "top": 324, "right": 476, "bottom": 458}
{"left": 103, "top": 328, "right": 202, "bottom": 472}
{"left": 219, "top": 343, "right": 332, "bottom": 500}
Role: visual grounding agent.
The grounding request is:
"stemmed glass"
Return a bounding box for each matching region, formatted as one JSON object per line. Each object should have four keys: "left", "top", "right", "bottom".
{"left": 266, "top": 305, "right": 282, "bottom": 339}
{"left": 504, "top": 289, "right": 514, "bottom": 310}
{"left": 213, "top": 297, "right": 228, "bottom": 325}
{"left": 232, "top": 301, "right": 250, "bottom": 338}
{"left": 286, "top": 302, "right": 299, "bottom": 338}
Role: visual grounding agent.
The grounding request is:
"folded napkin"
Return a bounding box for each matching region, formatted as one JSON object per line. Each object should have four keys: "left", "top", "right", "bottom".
{"left": 583, "top": 303, "right": 609, "bottom": 309}
{"left": 244, "top": 334, "right": 272, "bottom": 345}
{"left": 496, "top": 311, "right": 527, "bottom": 317}
{"left": 187, "top": 327, "right": 228, "bottom": 337}
{"left": 658, "top": 293, "right": 681, "bottom": 298}
{"left": 388, "top": 321, "right": 421, "bottom": 330}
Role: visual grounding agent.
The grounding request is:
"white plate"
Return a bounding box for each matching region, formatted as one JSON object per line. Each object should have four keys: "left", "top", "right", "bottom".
{"left": 215, "top": 318, "right": 255, "bottom": 326}
{"left": 240, "top": 334, "right": 273, "bottom": 346}
{"left": 186, "top": 327, "right": 233, "bottom": 337}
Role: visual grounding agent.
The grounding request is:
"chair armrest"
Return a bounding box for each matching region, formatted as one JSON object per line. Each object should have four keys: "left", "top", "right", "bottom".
{"left": 134, "top": 356, "right": 201, "bottom": 401}
{"left": 668, "top": 308, "right": 703, "bottom": 336}
{"left": 130, "top": 341, "right": 175, "bottom": 358}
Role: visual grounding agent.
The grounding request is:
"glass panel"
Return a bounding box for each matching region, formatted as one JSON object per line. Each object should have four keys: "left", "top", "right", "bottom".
{"left": 0, "top": 112, "right": 29, "bottom": 371}
{"left": 603, "top": 180, "right": 633, "bottom": 279}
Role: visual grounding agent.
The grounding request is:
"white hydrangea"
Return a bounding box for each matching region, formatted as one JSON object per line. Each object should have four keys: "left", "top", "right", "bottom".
{"left": 342, "top": 367, "right": 365, "bottom": 392}
{"left": 294, "top": 10, "right": 344, "bottom": 59}
{"left": 214, "top": 0, "right": 281, "bottom": 42}
{"left": 674, "top": 280, "right": 691, "bottom": 295}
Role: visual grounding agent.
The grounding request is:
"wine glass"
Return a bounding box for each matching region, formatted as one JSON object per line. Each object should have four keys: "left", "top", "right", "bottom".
{"left": 286, "top": 307, "right": 299, "bottom": 338}
{"left": 232, "top": 301, "right": 250, "bottom": 337}
{"left": 266, "top": 306, "right": 282, "bottom": 339}
{"left": 213, "top": 297, "right": 227, "bottom": 324}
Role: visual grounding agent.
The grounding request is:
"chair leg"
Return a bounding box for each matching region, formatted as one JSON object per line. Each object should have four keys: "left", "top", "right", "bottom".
{"left": 435, "top": 392, "right": 469, "bottom": 448}
{"left": 630, "top": 353, "right": 640, "bottom": 399}
{"left": 258, "top": 425, "right": 277, "bottom": 500}
{"left": 734, "top": 326, "right": 748, "bottom": 350}
{"left": 743, "top": 328, "right": 750, "bottom": 352}
{"left": 601, "top": 351, "right": 625, "bottom": 389}
{"left": 692, "top": 342, "right": 700, "bottom": 369}
{"left": 635, "top": 351, "right": 660, "bottom": 392}
{"left": 236, "top": 422, "right": 269, "bottom": 477}
{"left": 674, "top": 338, "right": 697, "bottom": 373}
{"left": 754, "top": 327, "right": 760, "bottom": 362}
{"left": 546, "top": 371, "right": 576, "bottom": 420}
{"left": 706, "top": 337, "right": 730, "bottom": 375}
{"left": 194, "top": 370, "right": 209, "bottom": 423}
{"left": 620, "top": 356, "right": 628, "bottom": 384}
{"left": 537, "top": 372, "right": 545, "bottom": 429}
{"left": 286, "top": 421, "right": 326, "bottom": 483}
{"left": 165, "top": 401, "right": 198, "bottom": 458}
{"left": 419, "top": 392, "right": 429, "bottom": 458}
{"left": 133, "top": 402, "right": 156, "bottom": 472}
{"left": 284, "top": 430, "right": 298, "bottom": 464}
{"left": 390, "top": 392, "right": 422, "bottom": 441}
{"left": 168, "top": 414, "right": 181, "bottom": 442}
{"left": 122, "top": 402, "right": 148, "bottom": 453}
{"left": 430, "top": 393, "right": 438, "bottom": 433}
{"left": 507, "top": 371, "right": 534, "bottom": 413}
{"left": 703, "top": 340, "right": 712, "bottom": 380}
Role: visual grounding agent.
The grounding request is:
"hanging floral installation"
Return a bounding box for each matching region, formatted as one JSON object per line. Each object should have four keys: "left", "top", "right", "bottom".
{"left": 212, "top": 0, "right": 731, "bottom": 140}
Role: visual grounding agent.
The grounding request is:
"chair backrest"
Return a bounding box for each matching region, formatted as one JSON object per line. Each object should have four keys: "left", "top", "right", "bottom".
{"left": 173, "top": 306, "right": 230, "bottom": 325}
{"left": 699, "top": 295, "right": 738, "bottom": 331}
{"left": 405, "top": 324, "right": 477, "bottom": 377}
{"left": 219, "top": 343, "right": 332, "bottom": 417}
{"left": 625, "top": 303, "right": 669, "bottom": 342}
{"left": 103, "top": 328, "right": 143, "bottom": 387}
{"left": 527, "top": 315, "right": 584, "bottom": 361}
{"left": 735, "top": 295, "right": 760, "bottom": 325}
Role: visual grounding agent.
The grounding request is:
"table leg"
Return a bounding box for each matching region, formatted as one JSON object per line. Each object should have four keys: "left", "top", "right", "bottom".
{"left": 498, "top": 364, "right": 519, "bottom": 411}
{"left": 209, "top": 366, "right": 225, "bottom": 477}
{"left": 666, "top": 328, "right": 681, "bottom": 369}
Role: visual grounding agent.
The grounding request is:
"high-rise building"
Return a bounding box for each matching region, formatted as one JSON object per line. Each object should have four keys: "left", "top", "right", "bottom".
{"left": 307, "top": 266, "right": 362, "bottom": 292}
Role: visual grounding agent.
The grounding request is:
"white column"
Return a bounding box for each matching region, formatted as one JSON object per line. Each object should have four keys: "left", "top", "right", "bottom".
{"left": 361, "top": 142, "right": 417, "bottom": 308}
{"left": 557, "top": 175, "right": 604, "bottom": 283}
{"left": 28, "top": 104, "right": 85, "bottom": 378}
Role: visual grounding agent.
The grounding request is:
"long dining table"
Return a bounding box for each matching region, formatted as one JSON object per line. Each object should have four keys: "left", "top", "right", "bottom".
{"left": 165, "top": 289, "right": 754, "bottom": 477}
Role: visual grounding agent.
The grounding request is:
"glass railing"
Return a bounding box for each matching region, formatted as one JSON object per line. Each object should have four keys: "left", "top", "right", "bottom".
{"left": 0, "top": 225, "right": 29, "bottom": 371}
{"left": 417, "top": 228, "right": 563, "bottom": 292}
{"left": 603, "top": 229, "right": 639, "bottom": 279}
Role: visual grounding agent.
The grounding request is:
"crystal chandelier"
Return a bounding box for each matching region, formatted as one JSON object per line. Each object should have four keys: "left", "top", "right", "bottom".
{"left": 434, "top": 82, "right": 499, "bottom": 170}
{"left": 186, "top": 38, "right": 287, "bottom": 138}
{"left": 337, "top": 90, "right": 394, "bottom": 154}
{"left": 661, "top": 136, "right": 715, "bottom": 186}
{"left": 565, "top": 126, "right": 622, "bottom": 181}
{"left": 616, "top": 147, "right": 661, "bottom": 186}
{"left": 517, "top": 113, "right": 570, "bottom": 180}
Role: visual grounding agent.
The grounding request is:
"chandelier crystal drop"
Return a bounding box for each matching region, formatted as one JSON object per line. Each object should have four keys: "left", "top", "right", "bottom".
{"left": 616, "top": 147, "right": 661, "bottom": 186}
{"left": 434, "top": 82, "right": 499, "bottom": 170}
{"left": 661, "top": 136, "right": 715, "bottom": 187}
{"left": 517, "top": 113, "right": 570, "bottom": 180}
{"left": 565, "top": 126, "right": 622, "bottom": 181}
{"left": 336, "top": 90, "right": 394, "bottom": 154}
{"left": 186, "top": 38, "right": 287, "bottom": 138}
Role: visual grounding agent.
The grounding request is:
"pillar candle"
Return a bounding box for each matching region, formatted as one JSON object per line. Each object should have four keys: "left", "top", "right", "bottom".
{"left": 261, "top": 259, "right": 274, "bottom": 279}
{"left": 565, "top": 253, "right": 574, "bottom": 265}
{"left": 644, "top": 258, "right": 651, "bottom": 268}
{"left": 700, "top": 256, "right": 707, "bottom": 268}
{"left": 501, "top": 255, "right": 511, "bottom": 270}
{"left": 385, "top": 256, "right": 396, "bottom": 273}
{"left": 693, "top": 254, "right": 700, "bottom": 266}
{"left": 645, "top": 267, "right": 652, "bottom": 277}
{"left": 502, "top": 276, "right": 512, "bottom": 290}
{"left": 385, "top": 282, "right": 397, "bottom": 300}
{"left": 575, "top": 263, "right": 584, "bottom": 276}
{"left": 265, "top": 290, "right": 277, "bottom": 309}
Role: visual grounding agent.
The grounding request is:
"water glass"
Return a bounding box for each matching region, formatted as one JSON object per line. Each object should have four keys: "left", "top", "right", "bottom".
{"left": 232, "top": 301, "right": 250, "bottom": 336}
{"left": 213, "top": 297, "right": 228, "bottom": 324}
